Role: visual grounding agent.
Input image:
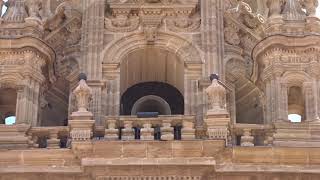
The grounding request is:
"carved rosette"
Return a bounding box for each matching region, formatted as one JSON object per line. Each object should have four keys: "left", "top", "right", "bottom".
{"left": 205, "top": 78, "right": 228, "bottom": 115}
{"left": 73, "top": 79, "right": 93, "bottom": 112}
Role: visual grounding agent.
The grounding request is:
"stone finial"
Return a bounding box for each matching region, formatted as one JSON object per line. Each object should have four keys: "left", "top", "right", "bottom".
{"left": 3, "top": 0, "right": 28, "bottom": 23}
{"left": 205, "top": 74, "right": 227, "bottom": 114}
{"left": 73, "top": 73, "right": 92, "bottom": 112}
{"left": 282, "top": 0, "right": 306, "bottom": 21}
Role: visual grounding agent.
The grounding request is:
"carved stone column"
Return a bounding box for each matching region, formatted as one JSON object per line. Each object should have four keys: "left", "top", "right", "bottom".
{"left": 80, "top": 0, "right": 105, "bottom": 123}
{"left": 303, "top": 82, "right": 318, "bottom": 121}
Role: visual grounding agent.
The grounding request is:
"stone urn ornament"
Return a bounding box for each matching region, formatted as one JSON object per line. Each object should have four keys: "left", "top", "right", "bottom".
{"left": 205, "top": 74, "right": 228, "bottom": 115}
{"left": 73, "top": 73, "right": 92, "bottom": 113}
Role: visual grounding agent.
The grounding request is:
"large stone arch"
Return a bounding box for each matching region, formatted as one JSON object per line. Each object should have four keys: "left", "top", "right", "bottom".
{"left": 102, "top": 32, "right": 203, "bottom": 116}
{"left": 103, "top": 32, "right": 203, "bottom": 64}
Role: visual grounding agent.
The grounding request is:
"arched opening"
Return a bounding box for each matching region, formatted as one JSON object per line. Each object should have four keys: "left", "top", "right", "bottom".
{"left": 5, "top": 116, "right": 15, "bottom": 125}
{"left": 0, "top": 88, "right": 17, "bottom": 124}
{"left": 288, "top": 86, "right": 305, "bottom": 122}
{"left": 120, "top": 47, "right": 184, "bottom": 116}
{"left": 131, "top": 95, "right": 172, "bottom": 115}
{"left": 121, "top": 82, "right": 184, "bottom": 115}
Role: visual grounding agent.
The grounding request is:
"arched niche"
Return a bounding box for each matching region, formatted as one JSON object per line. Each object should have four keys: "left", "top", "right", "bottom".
{"left": 120, "top": 47, "right": 184, "bottom": 95}
{"left": 121, "top": 82, "right": 184, "bottom": 115}
{"left": 102, "top": 32, "right": 203, "bottom": 116}
{"left": 0, "top": 88, "right": 17, "bottom": 124}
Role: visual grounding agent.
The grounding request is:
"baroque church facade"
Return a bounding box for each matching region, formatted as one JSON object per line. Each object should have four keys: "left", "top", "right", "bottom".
{"left": 0, "top": 0, "right": 320, "bottom": 179}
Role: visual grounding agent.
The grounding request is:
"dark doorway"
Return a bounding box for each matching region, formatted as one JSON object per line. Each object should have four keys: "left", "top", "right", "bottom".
{"left": 120, "top": 82, "right": 184, "bottom": 115}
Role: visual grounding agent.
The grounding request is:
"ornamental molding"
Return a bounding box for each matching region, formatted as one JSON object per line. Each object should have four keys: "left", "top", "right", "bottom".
{"left": 105, "top": 0, "right": 199, "bottom": 34}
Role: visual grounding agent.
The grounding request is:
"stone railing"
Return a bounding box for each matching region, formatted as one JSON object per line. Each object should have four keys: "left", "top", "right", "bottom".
{"left": 28, "top": 126, "right": 69, "bottom": 148}
{"left": 104, "top": 115, "right": 196, "bottom": 141}
{"left": 231, "top": 123, "right": 273, "bottom": 147}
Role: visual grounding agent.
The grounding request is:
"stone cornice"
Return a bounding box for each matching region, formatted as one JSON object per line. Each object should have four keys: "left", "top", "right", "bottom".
{"left": 0, "top": 37, "right": 56, "bottom": 83}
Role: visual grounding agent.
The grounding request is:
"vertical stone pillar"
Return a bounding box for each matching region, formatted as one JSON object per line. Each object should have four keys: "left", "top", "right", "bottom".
{"left": 15, "top": 79, "right": 41, "bottom": 126}
{"left": 80, "top": 0, "right": 105, "bottom": 122}
{"left": 201, "top": 0, "right": 224, "bottom": 77}
{"left": 304, "top": 82, "right": 318, "bottom": 121}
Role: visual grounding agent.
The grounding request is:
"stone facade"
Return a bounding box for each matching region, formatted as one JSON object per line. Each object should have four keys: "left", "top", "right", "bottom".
{"left": 0, "top": 0, "right": 320, "bottom": 179}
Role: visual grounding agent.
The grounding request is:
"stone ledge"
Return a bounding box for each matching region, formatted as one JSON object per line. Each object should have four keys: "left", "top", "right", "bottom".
{"left": 216, "top": 164, "right": 320, "bottom": 173}
{"left": 0, "top": 166, "right": 82, "bottom": 173}
{"left": 82, "top": 158, "right": 216, "bottom": 166}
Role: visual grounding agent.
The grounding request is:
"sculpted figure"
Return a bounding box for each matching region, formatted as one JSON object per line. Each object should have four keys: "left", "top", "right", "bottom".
{"left": 73, "top": 73, "right": 92, "bottom": 112}
{"left": 205, "top": 74, "right": 227, "bottom": 114}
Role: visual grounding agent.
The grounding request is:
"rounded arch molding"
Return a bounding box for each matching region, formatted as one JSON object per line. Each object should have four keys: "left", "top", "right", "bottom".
{"left": 102, "top": 32, "right": 203, "bottom": 65}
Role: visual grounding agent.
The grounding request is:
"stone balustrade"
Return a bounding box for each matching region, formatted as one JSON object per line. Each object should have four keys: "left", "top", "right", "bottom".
{"left": 28, "top": 126, "right": 69, "bottom": 148}
{"left": 105, "top": 115, "right": 196, "bottom": 141}
{"left": 232, "top": 123, "right": 273, "bottom": 147}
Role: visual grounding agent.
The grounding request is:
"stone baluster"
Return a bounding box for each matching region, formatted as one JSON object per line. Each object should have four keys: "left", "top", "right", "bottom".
{"left": 121, "top": 121, "right": 134, "bottom": 140}
{"left": 264, "top": 131, "right": 274, "bottom": 146}
{"left": 241, "top": 129, "right": 254, "bottom": 147}
{"left": 140, "top": 123, "right": 154, "bottom": 141}
{"left": 47, "top": 129, "right": 60, "bottom": 149}
{"left": 104, "top": 120, "right": 119, "bottom": 140}
{"left": 181, "top": 120, "right": 195, "bottom": 140}
{"left": 160, "top": 120, "right": 174, "bottom": 141}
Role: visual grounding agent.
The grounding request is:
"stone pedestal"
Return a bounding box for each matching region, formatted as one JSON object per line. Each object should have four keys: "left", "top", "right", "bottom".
{"left": 69, "top": 111, "right": 95, "bottom": 142}
{"left": 205, "top": 113, "right": 230, "bottom": 145}
{"left": 0, "top": 124, "right": 30, "bottom": 149}
{"left": 181, "top": 121, "right": 195, "bottom": 140}
{"left": 161, "top": 120, "right": 174, "bottom": 141}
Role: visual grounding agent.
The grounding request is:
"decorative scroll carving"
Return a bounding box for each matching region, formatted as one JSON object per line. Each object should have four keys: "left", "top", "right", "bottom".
{"left": 166, "top": 15, "right": 200, "bottom": 32}
{"left": 105, "top": 15, "right": 140, "bottom": 32}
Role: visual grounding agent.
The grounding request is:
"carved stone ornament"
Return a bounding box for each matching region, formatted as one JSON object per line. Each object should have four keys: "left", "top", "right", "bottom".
{"left": 205, "top": 77, "right": 228, "bottom": 115}
{"left": 73, "top": 78, "right": 92, "bottom": 112}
